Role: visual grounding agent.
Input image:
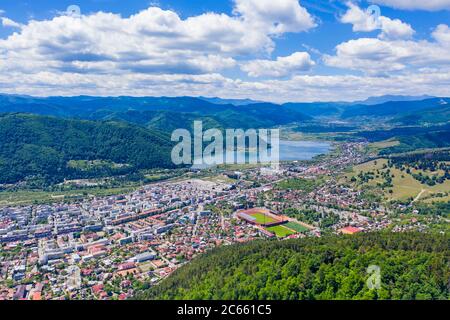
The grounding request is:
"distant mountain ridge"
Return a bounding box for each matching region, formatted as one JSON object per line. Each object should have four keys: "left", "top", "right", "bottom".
{"left": 352, "top": 95, "right": 436, "bottom": 105}
{"left": 341, "top": 98, "right": 450, "bottom": 119}
{"left": 392, "top": 100, "right": 450, "bottom": 125}
{"left": 0, "top": 94, "right": 449, "bottom": 128}
{"left": 0, "top": 95, "right": 311, "bottom": 130}
{"left": 198, "top": 97, "right": 263, "bottom": 106}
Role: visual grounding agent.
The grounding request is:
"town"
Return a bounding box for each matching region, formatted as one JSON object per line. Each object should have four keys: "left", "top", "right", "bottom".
{"left": 0, "top": 142, "right": 443, "bottom": 300}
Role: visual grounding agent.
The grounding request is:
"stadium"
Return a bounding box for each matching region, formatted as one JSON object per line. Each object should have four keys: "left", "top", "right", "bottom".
{"left": 236, "top": 208, "right": 287, "bottom": 227}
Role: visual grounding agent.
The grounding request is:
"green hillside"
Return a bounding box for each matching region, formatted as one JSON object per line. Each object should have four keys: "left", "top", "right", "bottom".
{"left": 135, "top": 232, "right": 449, "bottom": 300}
{"left": 0, "top": 113, "right": 174, "bottom": 184}
{"left": 393, "top": 105, "right": 450, "bottom": 125}
{"left": 380, "top": 130, "right": 450, "bottom": 154}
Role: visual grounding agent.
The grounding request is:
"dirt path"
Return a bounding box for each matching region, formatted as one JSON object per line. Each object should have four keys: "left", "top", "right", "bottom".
{"left": 412, "top": 189, "right": 426, "bottom": 203}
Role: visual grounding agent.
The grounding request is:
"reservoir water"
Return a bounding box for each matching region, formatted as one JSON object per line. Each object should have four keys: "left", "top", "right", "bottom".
{"left": 193, "top": 140, "right": 332, "bottom": 168}
{"left": 279, "top": 140, "right": 332, "bottom": 161}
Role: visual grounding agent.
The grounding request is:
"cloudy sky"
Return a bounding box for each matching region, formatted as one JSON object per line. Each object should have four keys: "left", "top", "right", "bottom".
{"left": 0, "top": 0, "right": 450, "bottom": 102}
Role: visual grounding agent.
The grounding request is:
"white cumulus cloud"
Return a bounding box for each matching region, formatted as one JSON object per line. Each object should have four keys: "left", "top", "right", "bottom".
{"left": 1, "top": 17, "right": 22, "bottom": 28}
{"left": 234, "top": 0, "right": 316, "bottom": 34}
{"left": 341, "top": 2, "right": 414, "bottom": 39}
{"left": 241, "top": 52, "right": 315, "bottom": 77}
{"left": 0, "top": 0, "right": 316, "bottom": 78}
{"left": 324, "top": 24, "right": 450, "bottom": 75}
{"left": 0, "top": 1, "right": 449, "bottom": 102}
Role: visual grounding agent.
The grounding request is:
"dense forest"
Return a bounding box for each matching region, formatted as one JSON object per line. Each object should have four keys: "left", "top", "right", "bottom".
{"left": 383, "top": 131, "right": 450, "bottom": 155}
{"left": 356, "top": 124, "right": 450, "bottom": 143}
{"left": 0, "top": 113, "right": 174, "bottom": 185}
{"left": 135, "top": 232, "right": 449, "bottom": 300}
{"left": 393, "top": 105, "right": 450, "bottom": 125}
{"left": 353, "top": 124, "right": 450, "bottom": 154}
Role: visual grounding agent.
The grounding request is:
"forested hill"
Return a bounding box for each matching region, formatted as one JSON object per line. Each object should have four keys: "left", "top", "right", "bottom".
{"left": 135, "top": 232, "right": 449, "bottom": 300}
{"left": 0, "top": 113, "right": 174, "bottom": 184}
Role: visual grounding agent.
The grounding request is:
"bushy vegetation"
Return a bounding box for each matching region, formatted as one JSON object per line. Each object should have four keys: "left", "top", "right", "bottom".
{"left": 283, "top": 208, "right": 338, "bottom": 228}
{"left": 135, "top": 232, "right": 449, "bottom": 300}
{"left": 409, "top": 202, "right": 450, "bottom": 217}
{"left": 388, "top": 151, "right": 450, "bottom": 186}
{"left": 276, "top": 178, "right": 320, "bottom": 193}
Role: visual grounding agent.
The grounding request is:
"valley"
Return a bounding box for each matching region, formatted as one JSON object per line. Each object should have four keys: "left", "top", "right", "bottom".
{"left": 0, "top": 94, "right": 449, "bottom": 300}
{"left": 2, "top": 0, "right": 450, "bottom": 306}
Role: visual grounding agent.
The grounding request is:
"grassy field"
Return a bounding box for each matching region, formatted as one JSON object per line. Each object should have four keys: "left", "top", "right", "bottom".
{"left": 266, "top": 225, "right": 296, "bottom": 238}
{"left": 201, "top": 175, "right": 237, "bottom": 184}
{"left": 422, "top": 194, "right": 450, "bottom": 204}
{"left": 251, "top": 213, "right": 277, "bottom": 224}
{"left": 285, "top": 221, "right": 310, "bottom": 233}
{"left": 0, "top": 186, "right": 136, "bottom": 206}
{"left": 367, "top": 139, "right": 400, "bottom": 154}
{"left": 349, "top": 159, "right": 450, "bottom": 202}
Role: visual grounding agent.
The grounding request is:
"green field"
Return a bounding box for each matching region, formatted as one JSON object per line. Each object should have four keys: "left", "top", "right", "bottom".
{"left": 0, "top": 186, "right": 136, "bottom": 206}
{"left": 285, "top": 221, "right": 309, "bottom": 233}
{"left": 367, "top": 139, "right": 400, "bottom": 154}
{"left": 266, "top": 225, "right": 296, "bottom": 238}
{"left": 251, "top": 213, "right": 277, "bottom": 224}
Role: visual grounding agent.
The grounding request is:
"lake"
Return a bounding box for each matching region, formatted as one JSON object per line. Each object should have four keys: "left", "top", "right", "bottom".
{"left": 279, "top": 140, "right": 332, "bottom": 161}
{"left": 192, "top": 140, "right": 332, "bottom": 168}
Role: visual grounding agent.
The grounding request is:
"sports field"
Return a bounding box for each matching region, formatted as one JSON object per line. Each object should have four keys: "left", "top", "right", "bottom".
{"left": 285, "top": 222, "right": 309, "bottom": 233}
{"left": 266, "top": 225, "right": 296, "bottom": 238}
{"left": 251, "top": 213, "right": 277, "bottom": 224}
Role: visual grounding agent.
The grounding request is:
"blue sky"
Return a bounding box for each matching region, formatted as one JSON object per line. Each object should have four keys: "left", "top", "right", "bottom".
{"left": 0, "top": 0, "right": 450, "bottom": 102}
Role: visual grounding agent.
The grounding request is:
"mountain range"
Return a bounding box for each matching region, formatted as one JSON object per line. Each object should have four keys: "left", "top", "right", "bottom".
{"left": 352, "top": 95, "right": 436, "bottom": 106}
{"left": 1, "top": 94, "right": 449, "bottom": 184}
{"left": 1, "top": 94, "right": 448, "bottom": 122}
